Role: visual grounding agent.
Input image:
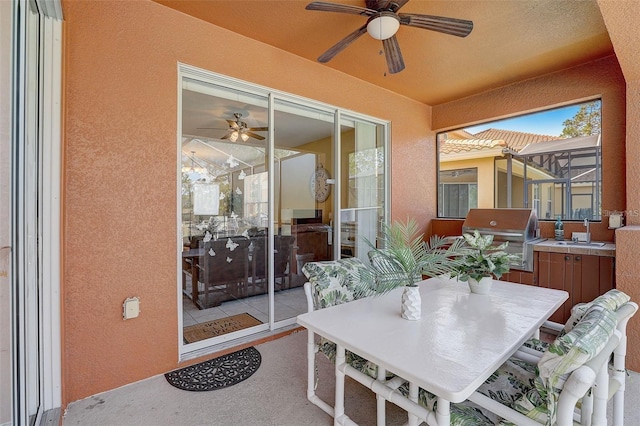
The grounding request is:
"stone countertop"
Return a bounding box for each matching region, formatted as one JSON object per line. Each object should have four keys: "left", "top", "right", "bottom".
{"left": 534, "top": 239, "right": 616, "bottom": 257}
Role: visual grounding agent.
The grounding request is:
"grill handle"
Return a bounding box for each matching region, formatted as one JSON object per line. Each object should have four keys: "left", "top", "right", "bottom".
{"left": 466, "top": 230, "right": 524, "bottom": 238}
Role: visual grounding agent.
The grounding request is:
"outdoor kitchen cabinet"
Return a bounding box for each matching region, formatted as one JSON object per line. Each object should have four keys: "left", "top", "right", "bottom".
{"left": 536, "top": 251, "right": 615, "bottom": 323}
{"left": 500, "top": 270, "right": 535, "bottom": 285}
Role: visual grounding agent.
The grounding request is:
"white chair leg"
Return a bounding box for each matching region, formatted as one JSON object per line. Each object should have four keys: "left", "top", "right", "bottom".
{"left": 611, "top": 340, "right": 627, "bottom": 426}
{"left": 592, "top": 360, "right": 609, "bottom": 426}
{"left": 407, "top": 382, "right": 419, "bottom": 426}
{"left": 436, "top": 398, "right": 450, "bottom": 426}
{"left": 580, "top": 388, "right": 593, "bottom": 426}
{"left": 334, "top": 345, "right": 348, "bottom": 425}
{"left": 376, "top": 367, "right": 386, "bottom": 426}
{"left": 306, "top": 330, "right": 334, "bottom": 416}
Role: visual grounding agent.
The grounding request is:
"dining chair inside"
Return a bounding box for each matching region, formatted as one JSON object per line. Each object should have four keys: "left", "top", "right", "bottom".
{"left": 250, "top": 235, "right": 295, "bottom": 294}
{"left": 198, "top": 237, "right": 251, "bottom": 308}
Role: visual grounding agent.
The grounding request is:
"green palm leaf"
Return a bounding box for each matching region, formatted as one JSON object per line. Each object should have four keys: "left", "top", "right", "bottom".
{"left": 354, "top": 217, "right": 466, "bottom": 297}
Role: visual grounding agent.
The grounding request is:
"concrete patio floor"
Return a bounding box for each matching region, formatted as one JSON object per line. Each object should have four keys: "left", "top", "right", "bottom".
{"left": 62, "top": 330, "right": 640, "bottom": 426}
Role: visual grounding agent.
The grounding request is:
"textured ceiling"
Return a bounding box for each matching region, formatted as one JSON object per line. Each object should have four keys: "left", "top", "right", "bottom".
{"left": 154, "top": 0, "right": 613, "bottom": 106}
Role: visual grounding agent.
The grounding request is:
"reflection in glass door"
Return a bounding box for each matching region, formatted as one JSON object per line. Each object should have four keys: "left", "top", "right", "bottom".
{"left": 180, "top": 77, "right": 271, "bottom": 349}
{"left": 339, "top": 116, "right": 387, "bottom": 263}
{"left": 178, "top": 66, "right": 389, "bottom": 354}
{"left": 273, "top": 100, "right": 335, "bottom": 323}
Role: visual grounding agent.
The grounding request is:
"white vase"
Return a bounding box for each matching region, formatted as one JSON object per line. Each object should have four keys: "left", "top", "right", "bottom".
{"left": 468, "top": 276, "right": 493, "bottom": 294}
{"left": 401, "top": 286, "right": 421, "bottom": 320}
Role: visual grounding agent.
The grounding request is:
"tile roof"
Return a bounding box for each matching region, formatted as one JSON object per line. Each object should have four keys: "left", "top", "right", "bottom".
{"left": 440, "top": 128, "right": 562, "bottom": 155}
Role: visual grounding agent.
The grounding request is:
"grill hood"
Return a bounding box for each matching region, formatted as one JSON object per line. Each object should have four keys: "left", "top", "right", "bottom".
{"left": 462, "top": 208, "right": 541, "bottom": 271}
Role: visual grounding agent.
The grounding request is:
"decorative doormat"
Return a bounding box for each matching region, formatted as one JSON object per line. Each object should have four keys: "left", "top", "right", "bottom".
{"left": 165, "top": 346, "right": 262, "bottom": 391}
{"left": 183, "top": 313, "right": 262, "bottom": 344}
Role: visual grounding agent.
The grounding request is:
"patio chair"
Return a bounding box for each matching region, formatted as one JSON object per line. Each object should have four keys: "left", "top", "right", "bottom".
{"left": 302, "top": 258, "right": 404, "bottom": 418}
{"left": 470, "top": 297, "right": 636, "bottom": 426}
{"left": 396, "top": 293, "right": 637, "bottom": 426}
{"left": 511, "top": 289, "right": 638, "bottom": 426}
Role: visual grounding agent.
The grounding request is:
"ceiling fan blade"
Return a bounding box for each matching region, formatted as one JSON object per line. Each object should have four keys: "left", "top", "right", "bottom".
{"left": 221, "top": 132, "right": 232, "bottom": 140}
{"left": 318, "top": 24, "right": 368, "bottom": 63}
{"left": 226, "top": 119, "right": 240, "bottom": 129}
{"left": 248, "top": 127, "right": 268, "bottom": 132}
{"left": 399, "top": 13, "right": 473, "bottom": 37}
{"left": 365, "top": 0, "right": 408, "bottom": 12}
{"left": 306, "top": 1, "right": 377, "bottom": 17}
{"left": 245, "top": 131, "right": 266, "bottom": 141}
{"left": 382, "top": 35, "right": 405, "bottom": 74}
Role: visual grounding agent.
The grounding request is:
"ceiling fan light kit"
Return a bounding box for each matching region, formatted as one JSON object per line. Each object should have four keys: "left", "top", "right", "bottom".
{"left": 306, "top": 0, "right": 473, "bottom": 74}
{"left": 367, "top": 14, "right": 400, "bottom": 40}
{"left": 198, "top": 112, "right": 267, "bottom": 142}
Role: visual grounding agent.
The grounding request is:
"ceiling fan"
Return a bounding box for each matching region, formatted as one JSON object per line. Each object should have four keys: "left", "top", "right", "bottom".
{"left": 199, "top": 113, "right": 268, "bottom": 142}
{"left": 306, "top": 0, "right": 473, "bottom": 74}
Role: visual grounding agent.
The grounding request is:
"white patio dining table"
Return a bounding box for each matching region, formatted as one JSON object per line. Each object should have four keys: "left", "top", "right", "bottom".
{"left": 297, "top": 276, "right": 569, "bottom": 426}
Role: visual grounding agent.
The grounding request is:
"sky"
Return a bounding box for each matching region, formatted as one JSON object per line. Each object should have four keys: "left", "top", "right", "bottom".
{"left": 464, "top": 104, "right": 582, "bottom": 137}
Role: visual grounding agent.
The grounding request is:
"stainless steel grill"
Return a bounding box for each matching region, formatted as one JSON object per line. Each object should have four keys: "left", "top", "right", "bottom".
{"left": 462, "top": 208, "right": 542, "bottom": 272}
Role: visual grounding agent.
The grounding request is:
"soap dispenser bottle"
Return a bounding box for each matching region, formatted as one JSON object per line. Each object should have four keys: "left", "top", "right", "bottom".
{"left": 554, "top": 216, "right": 564, "bottom": 241}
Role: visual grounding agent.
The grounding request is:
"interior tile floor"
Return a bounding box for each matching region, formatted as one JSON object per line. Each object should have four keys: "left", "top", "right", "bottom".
{"left": 183, "top": 283, "right": 308, "bottom": 327}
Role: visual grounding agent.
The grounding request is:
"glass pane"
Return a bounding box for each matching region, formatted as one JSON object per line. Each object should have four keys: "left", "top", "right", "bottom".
{"left": 339, "top": 116, "right": 386, "bottom": 263}
{"left": 0, "top": 1, "right": 11, "bottom": 420}
{"left": 527, "top": 181, "right": 566, "bottom": 220}
{"left": 181, "top": 79, "right": 269, "bottom": 344}
{"left": 437, "top": 100, "right": 602, "bottom": 221}
{"left": 274, "top": 99, "right": 334, "bottom": 322}
{"left": 438, "top": 168, "right": 478, "bottom": 217}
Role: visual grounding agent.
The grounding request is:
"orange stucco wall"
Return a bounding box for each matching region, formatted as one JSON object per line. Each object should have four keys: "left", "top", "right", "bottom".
{"left": 62, "top": 0, "right": 433, "bottom": 404}
{"left": 597, "top": 0, "right": 640, "bottom": 373}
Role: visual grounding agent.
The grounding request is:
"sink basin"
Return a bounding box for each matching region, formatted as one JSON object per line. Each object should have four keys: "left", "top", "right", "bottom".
{"left": 554, "top": 241, "right": 607, "bottom": 247}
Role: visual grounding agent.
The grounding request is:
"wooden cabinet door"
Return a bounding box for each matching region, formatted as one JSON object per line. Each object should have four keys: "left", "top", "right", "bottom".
{"left": 598, "top": 256, "right": 615, "bottom": 295}
{"left": 537, "top": 252, "right": 572, "bottom": 323}
{"left": 535, "top": 252, "right": 616, "bottom": 324}
{"left": 575, "top": 254, "right": 598, "bottom": 306}
{"left": 501, "top": 270, "right": 536, "bottom": 285}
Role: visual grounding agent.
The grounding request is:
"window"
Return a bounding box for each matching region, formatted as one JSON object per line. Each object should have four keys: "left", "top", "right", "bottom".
{"left": 437, "top": 100, "right": 602, "bottom": 220}
{"left": 438, "top": 168, "right": 478, "bottom": 217}
{"left": 243, "top": 172, "right": 268, "bottom": 227}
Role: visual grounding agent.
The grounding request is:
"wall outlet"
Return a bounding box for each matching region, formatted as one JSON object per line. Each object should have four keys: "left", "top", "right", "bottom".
{"left": 123, "top": 297, "right": 140, "bottom": 320}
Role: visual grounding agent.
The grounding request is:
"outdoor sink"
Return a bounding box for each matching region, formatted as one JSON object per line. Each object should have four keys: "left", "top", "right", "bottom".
{"left": 554, "top": 241, "right": 607, "bottom": 247}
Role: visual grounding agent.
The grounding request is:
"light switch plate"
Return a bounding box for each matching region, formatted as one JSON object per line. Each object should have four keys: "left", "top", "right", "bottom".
{"left": 123, "top": 297, "right": 140, "bottom": 320}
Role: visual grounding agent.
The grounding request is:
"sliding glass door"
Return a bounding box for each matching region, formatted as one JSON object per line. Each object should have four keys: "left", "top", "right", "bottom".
{"left": 178, "top": 65, "right": 389, "bottom": 355}
{"left": 273, "top": 99, "right": 335, "bottom": 323}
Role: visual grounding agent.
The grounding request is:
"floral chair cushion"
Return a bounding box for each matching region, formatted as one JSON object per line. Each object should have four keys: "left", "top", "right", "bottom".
{"left": 398, "top": 382, "right": 496, "bottom": 426}
{"left": 522, "top": 289, "right": 630, "bottom": 354}
{"left": 302, "top": 257, "right": 371, "bottom": 309}
{"left": 400, "top": 304, "right": 618, "bottom": 426}
{"left": 563, "top": 289, "right": 630, "bottom": 333}
{"left": 535, "top": 303, "right": 617, "bottom": 425}
{"left": 302, "top": 258, "right": 386, "bottom": 380}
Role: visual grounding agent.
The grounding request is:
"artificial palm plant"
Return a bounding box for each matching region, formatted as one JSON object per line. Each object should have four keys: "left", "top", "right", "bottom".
{"left": 354, "top": 218, "right": 465, "bottom": 297}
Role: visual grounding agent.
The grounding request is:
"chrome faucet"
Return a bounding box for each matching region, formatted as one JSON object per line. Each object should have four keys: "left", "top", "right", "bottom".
{"left": 583, "top": 218, "right": 591, "bottom": 243}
